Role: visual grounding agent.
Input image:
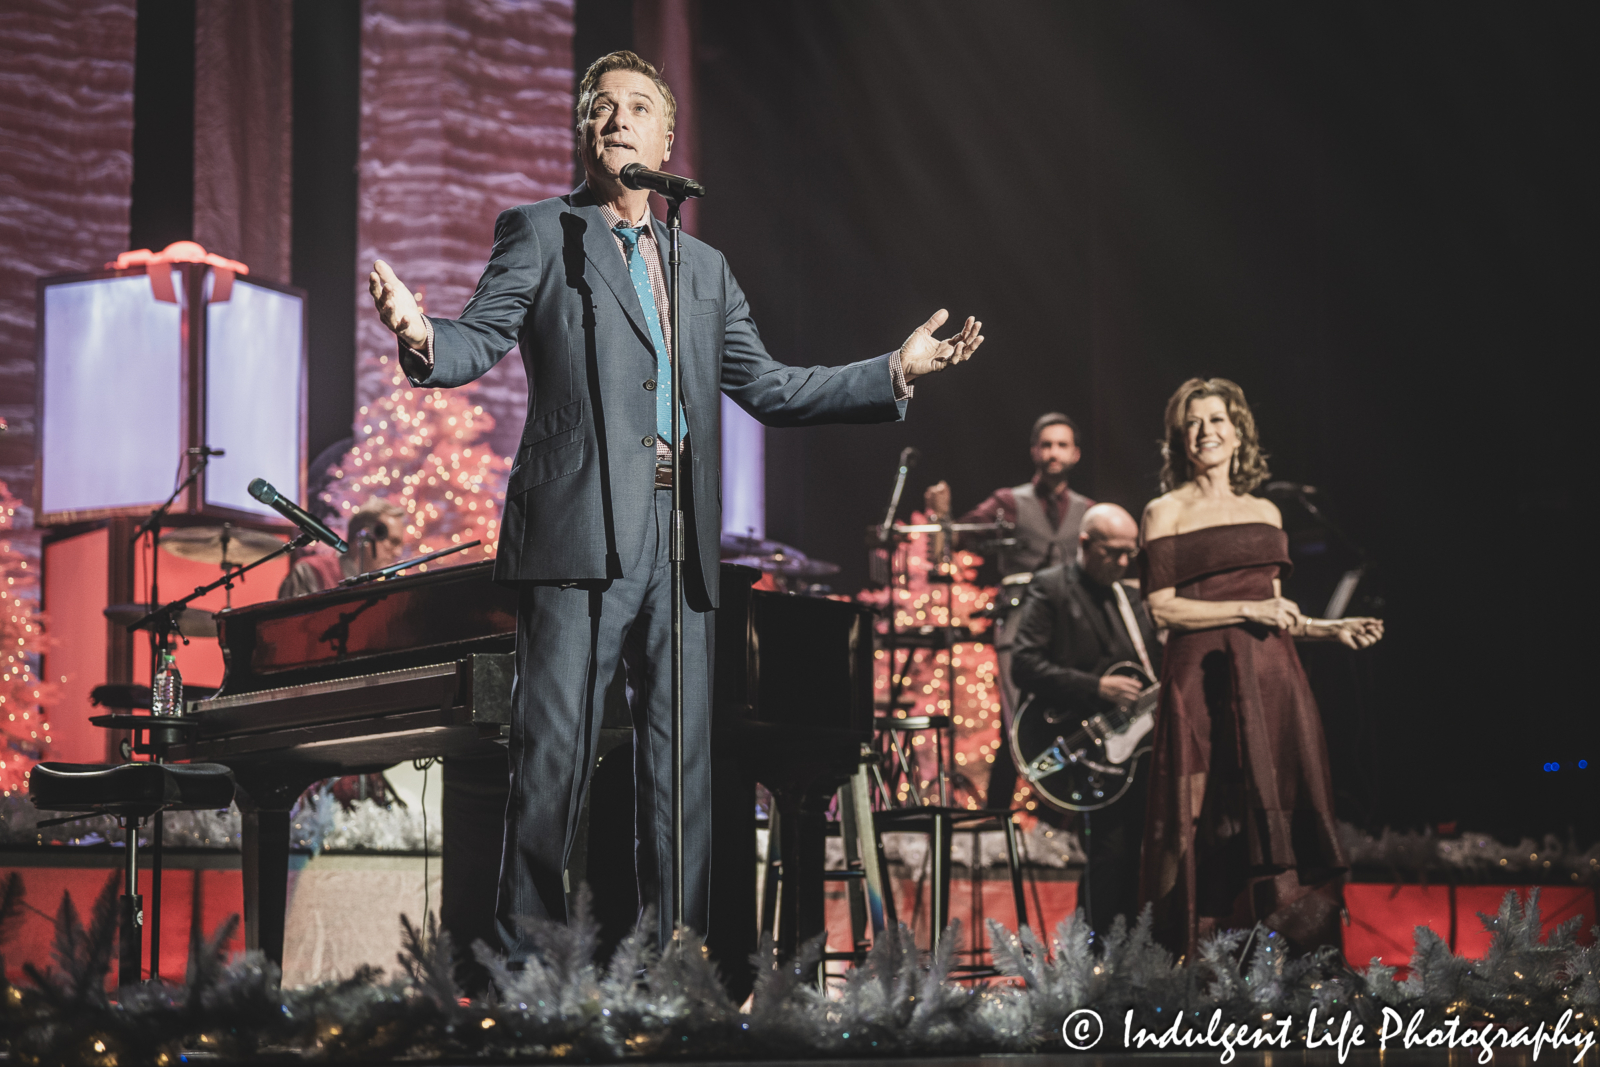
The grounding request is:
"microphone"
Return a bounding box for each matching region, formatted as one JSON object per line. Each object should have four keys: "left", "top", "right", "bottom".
{"left": 1264, "top": 481, "right": 1316, "bottom": 497}
{"left": 248, "top": 478, "right": 348, "bottom": 553}
{"left": 898, "top": 446, "right": 921, "bottom": 469}
{"left": 620, "top": 162, "right": 706, "bottom": 200}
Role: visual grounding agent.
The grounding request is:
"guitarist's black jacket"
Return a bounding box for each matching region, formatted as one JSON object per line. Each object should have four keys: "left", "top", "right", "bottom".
{"left": 1010, "top": 563, "right": 1163, "bottom": 718}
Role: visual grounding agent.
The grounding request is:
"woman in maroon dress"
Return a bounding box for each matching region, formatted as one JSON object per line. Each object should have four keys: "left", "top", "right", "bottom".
{"left": 1137, "top": 378, "right": 1382, "bottom": 957}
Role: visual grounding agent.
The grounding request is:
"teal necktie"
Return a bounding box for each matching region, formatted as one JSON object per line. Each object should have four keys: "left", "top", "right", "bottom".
{"left": 614, "top": 224, "right": 674, "bottom": 444}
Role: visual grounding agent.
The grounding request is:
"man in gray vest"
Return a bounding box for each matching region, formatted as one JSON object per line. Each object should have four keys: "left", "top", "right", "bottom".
{"left": 923, "top": 412, "right": 1094, "bottom": 808}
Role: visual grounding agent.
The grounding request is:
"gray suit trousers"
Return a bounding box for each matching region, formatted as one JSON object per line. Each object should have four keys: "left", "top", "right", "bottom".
{"left": 497, "top": 489, "right": 712, "bottom": 954}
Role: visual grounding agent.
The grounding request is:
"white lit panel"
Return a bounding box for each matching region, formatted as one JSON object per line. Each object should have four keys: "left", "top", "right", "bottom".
{"left": 40, "top": 275, "right": 184, "bottom": 518}
{"left": 205, "top": 279, "right": 304, "bottom": 516}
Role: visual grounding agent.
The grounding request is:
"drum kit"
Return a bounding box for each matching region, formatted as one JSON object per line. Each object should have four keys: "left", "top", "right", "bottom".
{"left": 103, "top": 523, "right": 287, "bottom": 636}
{"left": 720, "top": 530, "right": 842, "bottom": 594}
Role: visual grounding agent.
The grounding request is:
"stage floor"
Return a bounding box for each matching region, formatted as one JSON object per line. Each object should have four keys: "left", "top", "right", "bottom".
{"left": 489, "top": 1054, "right": 1543, "bottom": 1066}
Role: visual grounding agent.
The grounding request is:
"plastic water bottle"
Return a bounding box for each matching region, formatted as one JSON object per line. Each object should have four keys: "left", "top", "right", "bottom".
{"left": 151, "top": 651, "right": 183, "bottom": 717}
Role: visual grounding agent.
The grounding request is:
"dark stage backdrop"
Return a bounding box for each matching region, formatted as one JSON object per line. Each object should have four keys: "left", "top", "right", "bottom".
{"left": 695, "top": 1, "right": 1595, "bottom": 838}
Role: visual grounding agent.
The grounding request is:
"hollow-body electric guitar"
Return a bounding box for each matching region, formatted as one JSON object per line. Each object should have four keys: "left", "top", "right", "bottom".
{"left": 1009, "top": 661, "right": 1159, "bottom": 812}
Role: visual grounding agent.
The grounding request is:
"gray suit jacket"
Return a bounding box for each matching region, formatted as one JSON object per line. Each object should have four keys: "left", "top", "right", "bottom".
{"left": 402, "top": 186, "right": 907, "bottom": 605}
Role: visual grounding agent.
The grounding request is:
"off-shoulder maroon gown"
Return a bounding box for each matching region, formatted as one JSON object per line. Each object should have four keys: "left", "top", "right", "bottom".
{"left": 1137, "top": 523, "right": 1345, "bottom": 956}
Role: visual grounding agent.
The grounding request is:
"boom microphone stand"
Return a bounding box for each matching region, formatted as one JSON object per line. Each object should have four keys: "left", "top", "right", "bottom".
{"left": 128, "top": 445, "right": 221, "bottom": 981}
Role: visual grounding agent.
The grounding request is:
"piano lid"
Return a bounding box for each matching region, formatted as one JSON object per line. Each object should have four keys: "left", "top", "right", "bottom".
{"left": 212, "top": 559, "right": 518, "bottom": 694}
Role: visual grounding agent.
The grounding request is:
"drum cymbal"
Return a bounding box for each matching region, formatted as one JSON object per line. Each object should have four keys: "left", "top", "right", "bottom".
{"left": 726, "top": 552, "right": 841, "bottom": 579}
{"left": 719, "top": 530, "right": 807, "bottom": 559}
{"left": 159, "top": 525, "right": 284, "bottom": 565}
{"left": 103, "top": 602, "right": 219, "bottom": 638}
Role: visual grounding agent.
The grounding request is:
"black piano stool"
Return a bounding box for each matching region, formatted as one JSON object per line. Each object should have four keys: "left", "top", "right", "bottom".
{"left": 28, "top": 762, "right": 236, "bottom": 987}
{"left": 873, "top": 804, "right": 1032, "bottom": 977}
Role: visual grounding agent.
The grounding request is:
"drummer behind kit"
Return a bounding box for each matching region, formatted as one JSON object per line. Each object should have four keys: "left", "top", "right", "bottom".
{"left": 1009, "top": 661, "right": 1160, "bottom": 812}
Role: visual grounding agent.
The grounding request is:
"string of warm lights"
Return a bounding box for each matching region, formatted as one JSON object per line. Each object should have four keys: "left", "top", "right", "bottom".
{"left": 319, "top": 356, "right": 511, "bottom": 565}
{"left": 0, "top": 480, "right": 54, "bottom": 798}
{"left": 859, "top": 513, "right": 1041, "bottom": 815}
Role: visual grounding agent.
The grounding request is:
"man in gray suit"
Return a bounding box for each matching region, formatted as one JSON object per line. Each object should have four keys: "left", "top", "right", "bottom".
{"left": 369, "top": 51, "right": 983, "bottom": 953}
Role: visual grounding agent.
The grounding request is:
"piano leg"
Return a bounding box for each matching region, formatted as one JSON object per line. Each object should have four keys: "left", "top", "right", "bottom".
{"left": 239, "top": 805, "right": 292, "bottom": 967}
{"left": 770, "top": 784, "right": 831, "bottom": 983}
{"left": 232, "top": 767, "right": 327, "bottom": 973}
{"left": 705, "top": 744, "right": 757, "bottom": 1004}
{"left": 442, "top": 746, "right": 510, "bottom": 988}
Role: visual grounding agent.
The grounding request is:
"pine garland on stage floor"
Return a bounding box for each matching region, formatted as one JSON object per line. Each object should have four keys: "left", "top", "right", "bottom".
{"left": 3, "top": 877, "right": 1597, "bottom": 1065}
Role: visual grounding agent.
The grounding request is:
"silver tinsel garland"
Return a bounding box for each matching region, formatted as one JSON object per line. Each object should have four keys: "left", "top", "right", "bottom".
{"left": 0, "top": 789, "right": 438, "bottom": 854}
{"left": 2, "top": 874, "right": 1597, "bottom": 1066}
{"left": 7, "top": 786, "right": 1595, "bottom": 883}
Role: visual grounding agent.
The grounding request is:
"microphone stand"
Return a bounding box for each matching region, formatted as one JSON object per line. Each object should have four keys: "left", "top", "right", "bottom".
{"left": 130, "top": 533, "right": 312, "bottom": 636}
{"left": 1292, "top": 488, "right": 1367, "bottom": 565}
{"left": 338, "top": 540, "right": 480, "bottom": 586}
{"left": 127, "top": 447, "right": 212, "bottom": 983}
{"left": 125, "top": 526, "right": 307, "bottom": 984}
{"left": 1275, "top": 485, "right": 1369, "bottom": 618}
{"left": 878, "top": 449, "right": 916, "bottom": 539}
{"left": 132, "top": 450, "right": 216, "bottom": 664}
{"left": 667, "top": 193, "right": 687, "bottom": 937}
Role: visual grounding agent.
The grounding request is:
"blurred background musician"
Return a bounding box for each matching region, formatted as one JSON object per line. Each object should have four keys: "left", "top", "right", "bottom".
{"left": 277, "top": 497, "right": 407, "bottom": 598}
{"left": 922, "top": 411, "right": 1095, "bottom": 807}
{"left": 1010, "top": 502, "right": 1159, "bottom": 932}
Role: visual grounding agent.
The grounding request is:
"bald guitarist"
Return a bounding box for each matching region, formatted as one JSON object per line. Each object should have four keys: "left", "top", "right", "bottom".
{"left": 1010, "top": 502, "right": 1160, "bottom": 934}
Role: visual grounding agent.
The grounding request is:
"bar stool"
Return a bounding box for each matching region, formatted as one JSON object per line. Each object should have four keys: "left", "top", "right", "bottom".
{"left": 29, "top": 762, "right": 236, "bottom": 987}
{"left": 759, "top": 745, "right": 897, "bottom": 981}
{"left": 873, "top": 804, "right": 1030, "bottom": 975}
{"left": 875, "top": 713, "right": 953, "bottom": 806}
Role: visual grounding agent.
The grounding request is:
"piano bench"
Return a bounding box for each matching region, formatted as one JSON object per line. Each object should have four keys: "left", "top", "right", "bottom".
{"left": 29, "top": 761, "right": 236, "bottom": 816}
{"left": 28, "top": 762, "right": 236, "bottom": 988}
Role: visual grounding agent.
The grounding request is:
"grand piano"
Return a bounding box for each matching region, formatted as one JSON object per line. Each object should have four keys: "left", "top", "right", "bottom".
{"left": 171, "top": 559, "right": 873, "bottom": 999}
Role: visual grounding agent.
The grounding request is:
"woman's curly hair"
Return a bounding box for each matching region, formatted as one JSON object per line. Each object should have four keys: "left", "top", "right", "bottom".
{"left": 1158, "top": 377, "right": 1270, "bottom": 494}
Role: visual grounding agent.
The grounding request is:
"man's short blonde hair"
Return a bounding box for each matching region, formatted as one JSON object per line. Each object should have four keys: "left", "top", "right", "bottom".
{"left": 576, "top": 50, "right": 676, "bottom": 133}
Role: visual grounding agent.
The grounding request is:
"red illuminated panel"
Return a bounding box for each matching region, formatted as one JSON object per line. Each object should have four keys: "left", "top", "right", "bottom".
{"left": 1343, "top": 882, "right": 1453, "bottom": 968}
{"left": 132, "top": 546, "right": 287, "bottom": 690}
{"left": 1453, "top": 885, "right": 1597, "bottom": 959}
{"left": 0, "top": 863, "right": 243, "bottom": 986}
{"left": 40, "top": 528, "right": 110, "bottom": 764}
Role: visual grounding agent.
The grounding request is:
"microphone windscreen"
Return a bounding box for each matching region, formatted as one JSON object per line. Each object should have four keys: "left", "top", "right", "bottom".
{"left": 248, "top": 478, "right": 275, "bottom": 504}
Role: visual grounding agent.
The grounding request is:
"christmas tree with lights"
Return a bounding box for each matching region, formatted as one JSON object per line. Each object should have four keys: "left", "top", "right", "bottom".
{"left": 0, "top": 480, "right": 54, "bottom": 799}
{"left": 317, "top": 355, "right": 512, "bottom": 565}
{"left": 860, "top": 513, "right": 1016, "bottom": 812}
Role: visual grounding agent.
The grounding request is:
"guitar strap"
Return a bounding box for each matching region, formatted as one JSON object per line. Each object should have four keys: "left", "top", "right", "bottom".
{"left": 1111, "top": 581, "right": 1156, "bottom": 680}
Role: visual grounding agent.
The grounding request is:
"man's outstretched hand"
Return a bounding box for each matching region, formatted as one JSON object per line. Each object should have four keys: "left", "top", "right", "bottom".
{"left": 368, "top": 260, "right": 429, "bottom": 350}
{"left": 899, "top": 310, "right": 983, "bottom": 382}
